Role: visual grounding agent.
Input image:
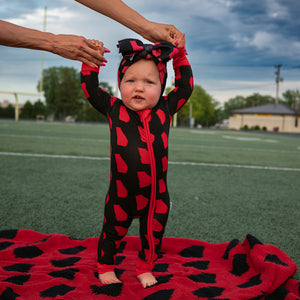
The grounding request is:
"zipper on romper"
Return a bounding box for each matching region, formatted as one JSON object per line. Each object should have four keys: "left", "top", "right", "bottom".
{"left": 139, "top": 110, "right": 156, "bottom": 263}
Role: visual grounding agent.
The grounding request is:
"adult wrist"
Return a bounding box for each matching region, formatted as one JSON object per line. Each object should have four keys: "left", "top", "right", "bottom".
{"left": 130, "top": 17, "right": 151, "bottom": 39}
{"left": 41, "top": 32, "right": 56, "bottom": 53}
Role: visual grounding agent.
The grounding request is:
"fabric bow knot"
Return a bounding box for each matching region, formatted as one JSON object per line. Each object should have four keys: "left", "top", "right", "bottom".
{"left": 117, "top": 38, "right": 178, "bottom": 65}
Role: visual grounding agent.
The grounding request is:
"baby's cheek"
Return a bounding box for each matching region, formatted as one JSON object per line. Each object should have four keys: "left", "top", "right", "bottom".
{"left": 120, "top": 89, "right": 131, "bottom": 108}
{"left": 147, "top": 90, "right": 160, "bottom": 108}
{"left": 149, "top": 98, "right": 159, "bottom": 108}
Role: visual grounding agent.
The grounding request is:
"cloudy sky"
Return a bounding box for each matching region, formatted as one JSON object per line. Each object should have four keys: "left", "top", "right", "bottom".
{"left": 1, "top": 0, "right": 299, "bottom": 105}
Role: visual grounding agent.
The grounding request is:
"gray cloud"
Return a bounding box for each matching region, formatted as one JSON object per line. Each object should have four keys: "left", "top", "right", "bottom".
{"left": 0, "top": 0, "right": 299, "bottom": 104}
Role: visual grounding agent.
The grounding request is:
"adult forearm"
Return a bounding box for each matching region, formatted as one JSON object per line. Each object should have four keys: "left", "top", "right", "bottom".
{"left": 74, "top": 0, "right": 150, "bottom": 37}
{"left": 0, "top": 20, "right": 55, "bottom": 51}
{"left": 0, "top": 20, "right": 107, "bottom": 67}
{"left": 75, "top": 0, "right": 180, "bottom": 43}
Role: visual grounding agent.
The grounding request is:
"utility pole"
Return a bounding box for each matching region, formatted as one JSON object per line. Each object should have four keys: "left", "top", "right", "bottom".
{"left": 295, "top": 89, "right": 300, "bottom": 110}
{"left": 275, "top": 64, "right": 283, "bottom": 104}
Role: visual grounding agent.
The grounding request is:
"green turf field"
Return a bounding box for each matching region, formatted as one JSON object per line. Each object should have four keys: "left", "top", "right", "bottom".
{"left": 1, "top": 120, "right": 299, "bottom": 279}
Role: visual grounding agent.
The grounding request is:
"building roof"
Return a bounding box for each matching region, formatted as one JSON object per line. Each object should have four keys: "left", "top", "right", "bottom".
{"left": 232, "top": 103, "right": 299, "bottom": 115}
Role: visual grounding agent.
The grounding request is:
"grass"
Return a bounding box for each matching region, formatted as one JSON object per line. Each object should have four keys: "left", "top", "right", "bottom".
{"left": 0, "top": 120, "right": 299, "bottom": 280}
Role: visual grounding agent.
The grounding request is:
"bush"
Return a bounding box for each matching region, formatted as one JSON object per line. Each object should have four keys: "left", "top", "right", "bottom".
{"left": 0, "top": 105, "right": 15, "bottom": 118}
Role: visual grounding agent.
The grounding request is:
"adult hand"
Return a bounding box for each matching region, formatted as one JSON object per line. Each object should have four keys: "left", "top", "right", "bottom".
{"left": 51, "top": 34, "right": 109, "bottom": 67}
{"left": 141, "top": 22, "right": 182, "bottom": 43}
{"left": 171, "top": 33, "right": 186, "bottom": 49}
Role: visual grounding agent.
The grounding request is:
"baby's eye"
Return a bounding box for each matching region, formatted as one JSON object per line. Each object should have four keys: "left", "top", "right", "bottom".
{"left": 146, "top": 80, "right": 154, "bottom": 84}
{"left": 126, "top": 79, "right": 134, "bottom": 83}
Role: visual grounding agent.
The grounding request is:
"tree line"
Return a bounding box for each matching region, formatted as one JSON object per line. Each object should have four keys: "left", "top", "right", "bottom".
{"left": 1, "top": 66, "right": 298, "bottom": 127}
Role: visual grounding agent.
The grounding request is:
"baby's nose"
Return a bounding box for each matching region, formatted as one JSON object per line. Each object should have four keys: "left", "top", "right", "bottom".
{"left": 135, "top": 82, "right": 145, "bottom": 91}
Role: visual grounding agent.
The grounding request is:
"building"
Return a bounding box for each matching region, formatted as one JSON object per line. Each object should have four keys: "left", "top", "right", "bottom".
{"left": 0, "top": 99, "right": 23, "bottom": 110}
{"left": 229, "top": 103, "right": 300, "bottom": 133}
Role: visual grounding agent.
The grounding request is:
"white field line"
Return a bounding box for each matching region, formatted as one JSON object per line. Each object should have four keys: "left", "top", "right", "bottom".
{"left": 1, "top": 133, "right": 299, "bottom": 154}
{"left": 169, "top": 143, "right": 300, "bottom": 154}
{"left": 1, "top": 152, "right": 300, "bottom": 172}
{"left": 0, "top": 133, "right": 108, "bottom": 143}
{"left": 0, "top": 152, "right": 109, "bottom": 161}
{"left": 168, "top": 161, "right": 300, "bottom": 172}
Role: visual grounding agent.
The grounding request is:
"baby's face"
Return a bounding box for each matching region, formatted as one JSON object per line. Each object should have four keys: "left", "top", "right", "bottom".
{"left": 120, "top": 59, "right": 161, "bottom": 112}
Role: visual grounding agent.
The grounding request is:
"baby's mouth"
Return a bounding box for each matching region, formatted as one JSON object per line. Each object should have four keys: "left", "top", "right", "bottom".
{"left": 133, "top": 95, "right": 144, "bottom": 100}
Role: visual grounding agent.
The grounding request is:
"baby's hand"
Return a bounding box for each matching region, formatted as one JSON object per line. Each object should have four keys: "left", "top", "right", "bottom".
{"left": 88, "top": 39, "right": 110, "bottom": 66}
{"left": 174, "top": 33, "right": 186, "bottom": 49}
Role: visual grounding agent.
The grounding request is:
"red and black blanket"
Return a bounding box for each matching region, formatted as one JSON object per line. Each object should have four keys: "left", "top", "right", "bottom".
{"left": 0, "top": 229, "right": 299, "bottom": 299}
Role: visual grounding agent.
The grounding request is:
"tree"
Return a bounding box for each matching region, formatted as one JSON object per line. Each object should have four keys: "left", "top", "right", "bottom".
{"left": 39, "top": 67, "right": 83, "bottom": 120}
{"left": 223, "top": 96, "right": 246, "bottom": 119}
{"left": 76, "top": 81, "right": 113, "bottom": 123}
{"left": 39, "top": 67, "right": 59, "bottom": 116}
{"left": 39, "top": 66, "right": 114, "bottom": 122}
{"left": 76, "top": 98, "right": 107, "bottom": 122}
{"left": 244, "top": 93, "right": 275, "bottom": 107}
{"left": 165, "top": 84, "right": 219, "bottom": 127}
{"left": 282, "top": 89, "right": 300, "bottom": 109}
{"left": 33, "top": 100, "right": 47, "bottom": 117}
{"left": 0, "top": 104, "right": 14, "bottom": 118}
{"left": 20, "top": 101, "right": 34, "bottom": 119}
{"left": 223, "top": 93, "right": 276, "bottom": 119}
{"left": 20, "top": 100, "right": 46, "bottom": 119}
{"left": 177, "top": 85, "right": 218, "bottom": 127}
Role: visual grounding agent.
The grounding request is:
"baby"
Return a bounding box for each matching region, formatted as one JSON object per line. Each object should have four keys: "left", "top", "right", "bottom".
{"left": 81, "top": 34, "right": 193, "bottom": 288}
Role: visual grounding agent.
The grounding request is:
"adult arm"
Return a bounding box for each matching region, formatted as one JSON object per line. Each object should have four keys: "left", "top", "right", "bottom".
{"left": 0, "top": 20, "right": 106, "bottom": 67}
{"left": 75, "top": 0, "right": 180, "bottom": 43}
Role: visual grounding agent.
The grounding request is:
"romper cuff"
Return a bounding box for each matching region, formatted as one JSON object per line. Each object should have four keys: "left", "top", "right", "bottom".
{"left": 81, "top": 63, "right": 100, "bottom": 76}
{"left": 136, "top": 258, "right": 155, "bottom": 276}
{"left": 173, "top": 47, "right": 190, "bottom": 69}
{"left": 97, "top": 262, "right": 115, "bottom": 274}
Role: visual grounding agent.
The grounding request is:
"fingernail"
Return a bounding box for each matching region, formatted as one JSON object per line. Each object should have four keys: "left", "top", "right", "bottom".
{"left": 100, "top": 63, "right": 106, "bottom": 66}
{"left": 103, "top": 59, "right": 108, "bottom": 63}
{"left": 105, "top": 48, "right": 111, "bottom": 53}
{"left": 175, "top": 41, "right": 179, "bottom": 45}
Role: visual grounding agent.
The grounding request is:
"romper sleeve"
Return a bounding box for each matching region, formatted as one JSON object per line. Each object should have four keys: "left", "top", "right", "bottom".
{"left": 80, "top": 64, "right": 115, "bottom": 116}
{"left": 166, "top": 47, "right": 194, "bottom": 116}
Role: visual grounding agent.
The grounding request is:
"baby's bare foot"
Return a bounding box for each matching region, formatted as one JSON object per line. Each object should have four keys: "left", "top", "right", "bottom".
{"left": 98, "top": 271, "right": 121, "bottom": 285}
{"left": 137, "top": 272, "right": 158, "bottom": 288}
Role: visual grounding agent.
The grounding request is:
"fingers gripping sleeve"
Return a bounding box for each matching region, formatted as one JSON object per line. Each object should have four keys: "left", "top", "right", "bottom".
{"left": 167, "top": 48, "right": 194, "bottom": 116}
{"left": 80, "top": 64, "right": 112, "bottom": 116}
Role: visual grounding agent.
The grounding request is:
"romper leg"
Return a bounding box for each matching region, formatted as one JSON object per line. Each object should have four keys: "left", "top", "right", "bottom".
{"left": 152, "top": 200, "right": 170, "bottom": 259}
{"left": 137, "top": 199, "right": 170, "bottom": 275}
{"left": 137, "top": 213, "right": 154, "bottom": 275}
{"left": 98, "top": 200, "right": 132, "bottom": 273}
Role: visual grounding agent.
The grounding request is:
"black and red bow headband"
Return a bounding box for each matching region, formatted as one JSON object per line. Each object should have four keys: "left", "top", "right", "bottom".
{"left": 117, "top": 39, "right": 178, "bottom": 93}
